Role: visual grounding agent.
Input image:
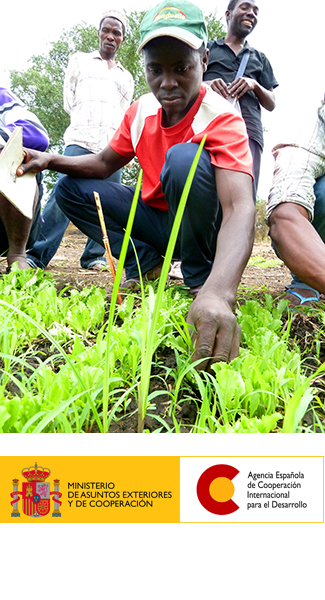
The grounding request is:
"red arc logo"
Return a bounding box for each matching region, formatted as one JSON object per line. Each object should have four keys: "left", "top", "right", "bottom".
{"left": 197, "top": 464, "right": 239, "bottom": 515}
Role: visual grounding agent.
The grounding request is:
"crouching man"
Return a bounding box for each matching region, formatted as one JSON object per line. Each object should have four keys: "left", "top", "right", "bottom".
{"left": 267, "top": 95, "right": 325, "bottom": 307}
{"left": 0, "top": 86, "right": 49, "bottom": 270}
{"left": 17, "top": 1, "right": 255, "bottom": 369}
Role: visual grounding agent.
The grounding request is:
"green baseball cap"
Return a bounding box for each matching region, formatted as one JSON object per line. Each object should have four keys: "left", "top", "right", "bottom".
{"left": 137, "top": 0, "right": 208, "bottom": 53}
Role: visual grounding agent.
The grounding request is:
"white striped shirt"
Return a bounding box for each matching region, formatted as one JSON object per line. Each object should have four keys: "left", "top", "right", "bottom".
{"left": 63, "top": 50, "right": 134, "bottom": 154}
{"left": 267, "top": 101, "right": 325, "bottom": 223}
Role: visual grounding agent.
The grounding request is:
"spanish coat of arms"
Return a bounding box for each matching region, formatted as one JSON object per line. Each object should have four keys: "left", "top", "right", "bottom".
{"left": 10, "top": 462, "right": 62, "bottom": 518}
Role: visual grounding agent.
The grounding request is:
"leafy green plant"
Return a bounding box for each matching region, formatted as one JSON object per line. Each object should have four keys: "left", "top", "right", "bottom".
{"left": 0, "top": 237, "right": 324, "bottom": 433}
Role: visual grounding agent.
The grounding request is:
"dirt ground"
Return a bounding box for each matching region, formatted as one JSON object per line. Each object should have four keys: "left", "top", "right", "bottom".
{"left": 13, "top": 223, "right": 292, "bottom": 296}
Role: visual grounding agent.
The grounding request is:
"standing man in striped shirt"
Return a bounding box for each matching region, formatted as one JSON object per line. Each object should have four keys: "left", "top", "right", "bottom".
{"left": 27, "top": 9, "right": 134, "bottom": 271}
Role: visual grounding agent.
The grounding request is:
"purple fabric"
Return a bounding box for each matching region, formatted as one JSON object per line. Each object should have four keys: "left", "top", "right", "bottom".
{"left": 0, "top": 87, "right": 49, "bottom": 151}
{"left": 3, "top": 120, "right": 48, "bottom": 151}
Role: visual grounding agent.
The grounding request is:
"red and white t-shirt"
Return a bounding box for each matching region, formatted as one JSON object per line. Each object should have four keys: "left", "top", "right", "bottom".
{"left": 110, "top": 85, "right": 253, "bottom": 211}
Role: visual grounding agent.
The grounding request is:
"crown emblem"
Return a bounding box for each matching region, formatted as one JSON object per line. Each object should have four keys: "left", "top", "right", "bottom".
{"left": 21, "top": 462, "right": 51, "bottom": 482}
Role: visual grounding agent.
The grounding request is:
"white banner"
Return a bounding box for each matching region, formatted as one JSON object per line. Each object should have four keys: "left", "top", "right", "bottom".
{"left": 180, "top": 456, "right": 324, "bottom": 523}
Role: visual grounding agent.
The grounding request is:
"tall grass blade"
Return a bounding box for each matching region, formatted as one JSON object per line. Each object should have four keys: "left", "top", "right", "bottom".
{"left": 137, "top": 136, "right": 207, "bottom": 432}
{"left": 102, "top": 170, "right": 143, "bottom": 432}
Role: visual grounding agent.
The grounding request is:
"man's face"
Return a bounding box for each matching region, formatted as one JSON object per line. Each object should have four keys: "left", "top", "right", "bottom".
{"left": 226, "top": 1, "right": 259, "bottom": 38}
{"left": 143, "top": 37, "right": 208, "bottom": 127}
{"left": 98, "top": 17, "right": 125, "bottom": 60}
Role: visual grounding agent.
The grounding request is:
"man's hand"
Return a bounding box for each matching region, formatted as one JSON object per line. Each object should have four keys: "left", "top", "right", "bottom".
{"left": 207, "top": 78, "right": 230, "bottom": 99}
{"left": 187, "top": 290, "right": 241, "bottom": 371}
{"left": 228, "top": 77, "right": 256, "bottom": 99}
{"left": 228, "top": 78, "right": 276, "bottom": 111}
{"left": 207, "top": 77, "right": 255, "bottom": 101}
{"left": 16, "top": 149, "right": 49, "bottom": 176}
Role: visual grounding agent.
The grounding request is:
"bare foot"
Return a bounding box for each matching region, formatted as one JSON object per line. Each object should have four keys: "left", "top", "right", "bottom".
{"left": 7, "top": 253, "right": 32, "bottom": 271}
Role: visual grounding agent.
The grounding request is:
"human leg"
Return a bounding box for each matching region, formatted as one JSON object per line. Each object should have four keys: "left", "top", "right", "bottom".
{"left": 279, "top": 175, "right": 325, "bottom": 304}
{"left": 26, "top": 177, "right": 69, "bottom": 268}
{"left": 27, "top": 145, "right": 106, "bottom": 268}
{"left": 269, "top": 204, "right": 325, "bottom": 305}
{"left": 160, "top": 143, "right": 221, "bottom": 288}
{"left": 0, "top": 189, "right": 38, "bottom": 270}
{"left": 80, "top": 168, "right": 122, "bottom": 269}
{"left": 56, "top": 176, "right": 168, "bottom": 280}
{"left": 27, "top": 145, "right": 85, "bottom": 268}
{"left": 27, "top": 173, "right": 43, "bottom": 249}
{"left": 310, "top": 175, "right": 325, "bottom": 241}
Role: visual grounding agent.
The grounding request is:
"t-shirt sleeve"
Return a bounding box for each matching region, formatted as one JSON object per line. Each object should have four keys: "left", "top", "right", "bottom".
{"left": 258, "top": 53, "right": 278, "bottom": 90}
{"left": 192, "top": 111, "right": 254, "bottom": 178}
{"left": 0, "top": 120, "right": 49, "bottom": 151}
{"left": 0, "top": 87, "right": 49, "bottom": 151}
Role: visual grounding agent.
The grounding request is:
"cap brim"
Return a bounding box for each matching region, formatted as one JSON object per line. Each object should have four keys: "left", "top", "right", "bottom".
{"left": 137, "top": 26, "right": 203, "bottom": 54}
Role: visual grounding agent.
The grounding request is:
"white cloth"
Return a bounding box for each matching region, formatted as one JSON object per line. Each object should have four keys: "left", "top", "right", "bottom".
{"left": 266, "top": 101, "right": 325, "bottom": 223}
{"left": 63, "top": 50, "right": 134, "bottom": 154}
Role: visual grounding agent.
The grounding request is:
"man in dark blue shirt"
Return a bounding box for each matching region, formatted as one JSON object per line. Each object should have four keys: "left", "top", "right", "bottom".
{"left": 204, "top": 0, "right": 278, "bottom": 199}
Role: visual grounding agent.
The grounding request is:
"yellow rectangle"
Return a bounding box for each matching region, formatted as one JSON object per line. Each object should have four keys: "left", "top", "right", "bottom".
{"left": 1, "top": 456, "right": 180, "bottom": 523}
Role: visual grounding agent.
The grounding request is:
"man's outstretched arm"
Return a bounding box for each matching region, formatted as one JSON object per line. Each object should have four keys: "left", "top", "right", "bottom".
{"left": 17, "top": 144, "right": 132, "bottom": 180}
{"left": 187, "top": 168, "right": 255, "bottom": 370}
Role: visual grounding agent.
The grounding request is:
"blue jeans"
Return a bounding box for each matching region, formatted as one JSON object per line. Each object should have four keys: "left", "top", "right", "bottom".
{"left": 26, "top": 145, "right": 121, "bottom": 269}
{"left": 288, "top": 174, "right": 325, "bottom": 294}
{"left": 56, "top": 143, "right": 223, "bottom": 288}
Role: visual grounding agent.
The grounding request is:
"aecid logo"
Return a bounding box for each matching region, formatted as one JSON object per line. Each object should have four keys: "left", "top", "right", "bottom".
{"left": 197, "top": 464, "right": 239, "bottom": 515}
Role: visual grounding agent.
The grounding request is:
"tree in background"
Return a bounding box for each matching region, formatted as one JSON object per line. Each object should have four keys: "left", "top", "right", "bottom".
{"left": 10, "top": 23, "right": 98, "bottom": 152}
{"left": 10, "top": 10, "right": 224, "bottom": 188}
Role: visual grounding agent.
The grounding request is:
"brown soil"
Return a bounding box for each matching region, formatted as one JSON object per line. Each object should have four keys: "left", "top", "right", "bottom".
{"left": 241, "top": 241, "right": 291, "bottom": 296}
{"left": 14, "top": 223, "right": 293, "bottom": 295}
{"left": 27, "top": 223, "right": 118, "bottom": 293}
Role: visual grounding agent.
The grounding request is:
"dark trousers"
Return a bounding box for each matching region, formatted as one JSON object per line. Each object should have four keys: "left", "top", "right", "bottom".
{"left": 248, "top": 137, "right": 262, "bottom": 202}
{"left": 26, "top": 145, "right": 121, "bottom": 269}
{"left": 56, "top": 143, "right": 223, "bottom": 288}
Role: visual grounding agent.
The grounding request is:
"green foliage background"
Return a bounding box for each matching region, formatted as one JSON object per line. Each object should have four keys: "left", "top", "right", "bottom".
{"left": 9, "top": 10, "right": 224, "bottom": 189}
